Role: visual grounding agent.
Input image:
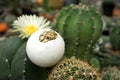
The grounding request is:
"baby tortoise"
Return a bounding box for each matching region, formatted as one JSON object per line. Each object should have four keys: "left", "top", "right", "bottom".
{"left": 39, "top": 30, "right": 57, "bottom": 43}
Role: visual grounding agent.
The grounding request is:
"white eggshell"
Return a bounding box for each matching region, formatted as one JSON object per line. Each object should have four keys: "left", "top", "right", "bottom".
{"left": 26, "top": 28, "right": 65, "bottom": 67}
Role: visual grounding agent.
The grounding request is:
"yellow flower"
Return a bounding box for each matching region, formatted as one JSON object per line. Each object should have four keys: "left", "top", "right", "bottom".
{"left": 13, "top": 15, "right": 50, "bottom": 39}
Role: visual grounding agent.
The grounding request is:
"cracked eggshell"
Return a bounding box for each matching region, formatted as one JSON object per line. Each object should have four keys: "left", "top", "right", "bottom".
{"left": 26, "top": 28, "right": 65, "bottom": 67}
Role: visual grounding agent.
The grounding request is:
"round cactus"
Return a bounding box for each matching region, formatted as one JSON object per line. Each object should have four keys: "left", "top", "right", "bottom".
{"left": 102, "top": 66, "right": 120, "bottom": 80}
{"left": 56, "top": 3, "right": 103, "bottom": 60}
{"left": 110, "top": 25, "right": 120, "bottom": 51}
{"left": 48, "top": 57, "right": 102, "bottom": 80}
{"left": 0, "top": 36, "right": 46, "bottom": 80}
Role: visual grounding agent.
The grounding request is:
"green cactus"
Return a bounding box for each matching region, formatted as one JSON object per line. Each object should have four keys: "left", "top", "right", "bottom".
{"left": 48, "top": 57, "right": 102, "bottom": 80}
{"left": 102, "top": 66, "right": 120, "bottom": 80}
{"left": 0, "top": 36, "right": 46, "bottom": 80}
{"left": 0, "top": 57, "right": 9, "bottom": 80}
{"left": 56, "top": 3, "right": 103, "bottom": 60}
{"left": 110, "top": 25, "right": 120, "bottom": 51}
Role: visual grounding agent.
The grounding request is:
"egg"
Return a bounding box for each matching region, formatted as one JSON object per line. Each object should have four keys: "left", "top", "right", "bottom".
{"left": 26, "top": 28, "right": 65, "bottom": 67}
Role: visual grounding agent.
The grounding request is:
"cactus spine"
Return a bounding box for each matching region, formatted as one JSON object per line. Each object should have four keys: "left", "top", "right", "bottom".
{"left": 56, "top": 4, "right": 103, "bottom": 60}
{"left": 102, "top": 66, "right": 120, "bottom": 80}
{"left": 110, "top": 25, "right": 120, "bottom": 51}
{"left": 48, "top": 57, "right": 102, "bottom": 80}
{"left": 0, "top": 36, "right": 46, "bottom": 80}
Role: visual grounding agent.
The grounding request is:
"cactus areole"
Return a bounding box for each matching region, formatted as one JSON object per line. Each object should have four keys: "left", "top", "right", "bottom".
{"left": 56, "top": 4, "right": 103, "bottom": 60}
{"left": 26, "top": 28, "right": 65, "bottom": 67}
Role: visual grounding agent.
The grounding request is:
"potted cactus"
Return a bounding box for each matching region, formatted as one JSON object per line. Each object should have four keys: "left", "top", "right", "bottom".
{"left": 102, "top": 66, "right": 120, "bottom": 80}
{"left": 108, "top": 19, "right": 120, "bottom": 57}
{"left": 55, "top": 3, "right": 103, "bottom": 61}
{"left": 48, "top": 57, "right": 102, "bottom": 80}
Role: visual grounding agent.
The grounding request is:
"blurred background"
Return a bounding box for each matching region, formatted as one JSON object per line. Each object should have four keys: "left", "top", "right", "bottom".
{"left": 0, "top": 0, "right": 120, "bottom": 37}
{"left": 0, "top": 0, "right": 120, "bottom": 36}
